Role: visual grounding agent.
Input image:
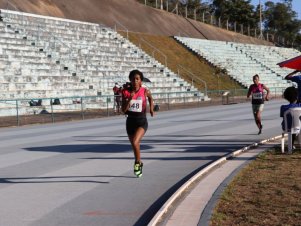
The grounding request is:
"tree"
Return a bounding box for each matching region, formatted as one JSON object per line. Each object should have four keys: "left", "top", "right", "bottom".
{"left": 136, "top": 0, "right": 301, "bottom": 49}
{"left": 264, "top": 1, "right": 301, "bottom": 47}
{"left": 211, "top": 0, "right": 256, "bottom": 30}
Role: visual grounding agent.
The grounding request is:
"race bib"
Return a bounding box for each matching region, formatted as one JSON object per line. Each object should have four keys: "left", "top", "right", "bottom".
{"left": 128, "top": 99, "right": 142, "bottom": 112}
{"left": 252, "top": 92, "right": 263, "bottom": 99}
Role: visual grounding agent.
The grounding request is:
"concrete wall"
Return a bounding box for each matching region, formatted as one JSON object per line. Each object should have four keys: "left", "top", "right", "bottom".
{"left": 0, "top": 0, "right": 272, "bottom": 45}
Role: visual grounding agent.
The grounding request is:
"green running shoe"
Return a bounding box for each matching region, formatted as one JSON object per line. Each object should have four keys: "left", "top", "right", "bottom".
{"left": 134, "top": 162, "right": 143, "bottom": 177}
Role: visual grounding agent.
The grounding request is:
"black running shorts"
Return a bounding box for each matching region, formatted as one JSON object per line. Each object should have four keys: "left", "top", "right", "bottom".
{"left": 126, "top": 117, "right": 148, "bottom": 136}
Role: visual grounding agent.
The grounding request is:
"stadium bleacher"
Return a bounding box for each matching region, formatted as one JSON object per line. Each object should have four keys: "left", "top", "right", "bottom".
{"left": 1, "top": 8, "right": 300, "bottom": 117}
{"left": 175, "top": 36, "right": 300, "bottom": 90}
{"left": 0, "top": 9, "right": 204, "bottom": 116}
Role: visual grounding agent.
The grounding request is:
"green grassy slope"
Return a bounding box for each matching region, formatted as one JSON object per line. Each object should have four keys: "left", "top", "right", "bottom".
{"left": 122, "top": 31, "right": 244, "bottom": 91}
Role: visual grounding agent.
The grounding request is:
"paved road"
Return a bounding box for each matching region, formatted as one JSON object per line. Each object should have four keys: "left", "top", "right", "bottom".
{"left": 0, "top": 99, "right": 284, "bottom": 226}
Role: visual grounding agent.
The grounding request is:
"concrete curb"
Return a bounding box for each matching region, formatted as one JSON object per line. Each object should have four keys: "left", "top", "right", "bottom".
{"left": 148, "top": 134, "right": 283, "bottom": 226}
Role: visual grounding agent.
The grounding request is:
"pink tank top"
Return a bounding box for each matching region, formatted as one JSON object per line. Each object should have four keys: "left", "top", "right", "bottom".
{"left": 249, "top": 83, "right": 264, "bottom": 105}
{"left": 125, "top": 87, "right": 147, "bottom": 116}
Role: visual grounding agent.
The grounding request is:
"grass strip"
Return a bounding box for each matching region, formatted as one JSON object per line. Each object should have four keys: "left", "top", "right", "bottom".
{"left": 211, "top": 147, "right": 301, "bottom": 226}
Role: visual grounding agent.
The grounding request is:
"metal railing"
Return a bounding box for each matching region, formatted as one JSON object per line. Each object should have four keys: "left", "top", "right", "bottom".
{"left": 139, "top": 37, "right": 168, "bottom": 67}
{"left": 113, "top": 19, "right": 128, "bottom": 39}
{"left": 177, "top": 31, "right": 190, "bottom": 37}
{"left": 0, "top": 88, "right": 285, "bottom": 127}
{"left": 177, "top": 64, "right": 207, "bottom": 96}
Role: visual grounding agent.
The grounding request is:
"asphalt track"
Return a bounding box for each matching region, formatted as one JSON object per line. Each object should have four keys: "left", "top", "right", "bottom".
{"left": 0, "top": 99, "right": 284, "bottom": 226}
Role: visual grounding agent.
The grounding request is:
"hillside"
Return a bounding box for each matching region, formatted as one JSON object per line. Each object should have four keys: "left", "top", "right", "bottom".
{"left": 0, "top": 0, "right": 272, "bottom": 45}
{"left": 122, "top": 32, "right": 244, "bottom": 91}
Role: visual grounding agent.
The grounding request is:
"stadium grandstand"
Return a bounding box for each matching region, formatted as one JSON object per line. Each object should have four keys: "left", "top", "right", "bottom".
{"left": 175, "top": 37, "right": 299, "bottom": 89}
{"left": 0, "top": 9, "right": 202, "bottom": 116}
{"left": 0, "top": 0, "right": 300, "bottom": 118}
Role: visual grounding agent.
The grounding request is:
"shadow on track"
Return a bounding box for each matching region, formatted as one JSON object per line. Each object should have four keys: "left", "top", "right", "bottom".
{"left": 24, "top": 144, "right": 152, "bottom": 153}
{"left": 0, "top": 175, "right": 136, "bottom": 184}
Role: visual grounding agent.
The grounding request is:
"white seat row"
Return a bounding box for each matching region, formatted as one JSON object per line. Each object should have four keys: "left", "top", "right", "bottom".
{"left": 0, "top": 9, "right": 204, "bottom": 116}
{"left": 175, "top": 36, "right": 300, "bottom": 91}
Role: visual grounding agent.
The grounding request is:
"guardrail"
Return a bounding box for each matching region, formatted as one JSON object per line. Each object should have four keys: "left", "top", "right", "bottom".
{"left": 114, "top": 19, "right": 128, "bottom": 39}
{"left": 139, "top": 37, "right": 168, "bottom": 67}
{"left": 0, "top": 88, "right": 284, "bottom": 127}
{"left": 177, "top": 64, "right": 207, "bottom": 96}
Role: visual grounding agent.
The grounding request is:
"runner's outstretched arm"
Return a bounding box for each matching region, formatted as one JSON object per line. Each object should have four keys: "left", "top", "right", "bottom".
{"left": 146, "top": 89, "right": 154, "bottom": 117}
{"left": 285, "top": 70, "right": 299, "bottom": 80}
{"left": 121, "top": 91, "right": 134, "bottom": 113}
{"left": 263, "top": 85, "right": 270, "bottom": 101}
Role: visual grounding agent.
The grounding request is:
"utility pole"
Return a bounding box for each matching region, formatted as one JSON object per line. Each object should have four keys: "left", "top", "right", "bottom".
{"left": 166, "top": 0, "right": 169, "bottom": 12}
{"left": 258, "top": 0, "right": 263, "bottom": 39}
